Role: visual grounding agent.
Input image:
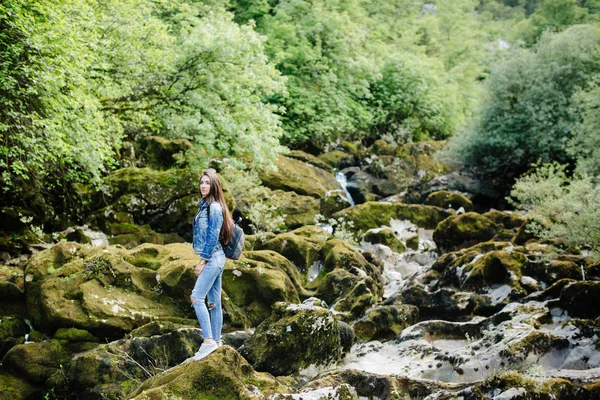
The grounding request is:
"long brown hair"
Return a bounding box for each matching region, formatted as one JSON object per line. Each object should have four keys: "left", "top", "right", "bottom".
{"left": 200, "top": 169, "right": 234, "bottom": 245}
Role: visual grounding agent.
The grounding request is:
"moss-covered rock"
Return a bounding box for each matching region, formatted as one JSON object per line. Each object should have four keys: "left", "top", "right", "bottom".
{"left": 433, "top": 212, "right": 500, "bottom": 253}
{"left": 0, "top": 315, "right": 28, "bottom": 359}
{"left": 256, "top": 225, "right": 331, "bottom": 273}
{"left": 140, "top": 136, "right": 192, "bottom": 170}
{"left": 287, "top": 150, "right": 334, "bottom": 172}
{"left": 353, "top": 304, "right": 419, "bottom": 342}
{"left": 51, "top": 327, "right": 204, "bottom": 399}
{"left": 560, "top": 281, "right": 600, "bottom": 319}
{"left": 406, "top": 234, "right": 419, "bottom": 250}
{"left": 320, "top": 239, "right": 382, "bottom": 281}
{"left": 223, "top": 251, "right": 305, "bottom": 327}
{"left": 334, "top": 202, "right": 451, "bottom": 233}
{"left": 329, "top": 276, "right": 383, "bottom": 321}
{"left": 362, "top": 228, "right": 406, "bottom": 254}
{"left": 129, "top": 346, "right": 291, "bottom": 399}
{"left": 24, "top": 242, "right": 203, "bottom": 336}
{"left": 240, "top": 301, "right": 345, "bottom": 376}
{"left": 321, "top": 189, "right": 353, "bottom": 217}
{"left": 0, "top": 372, "right": 40, "bottom": 400}
{"left": 3, "top": 338, "right": 98, "bottom": 385}
{"left": 318, "top": 150, "right": 355, "bottom": 169}
{"left": 482, "top": 210, "right": 526, "bottom": 230}
{"left": 0, "top": 265, "right": 24, "bottom": 300}
{"left": 424, "top": 190, "right": 473, "bottom": 212}
{"left": 259, "top": 155, "right": 340, "bottom": 199}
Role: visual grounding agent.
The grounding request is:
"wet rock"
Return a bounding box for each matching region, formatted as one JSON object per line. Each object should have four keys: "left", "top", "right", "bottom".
{"left": 129, "top": 346, "right": 291, "bottom": 399}
{"left": 353, "top": 304, "right": 419, "bottom": 341}
{"left": 321, "top": 189, "right": 352, "bottom": 217}
{"left": 330, "top": 276, "right": 384, "bottom": 321}
{"left": 0, "top": 265, "right": 24, "bottom": 300}
{"left": 433, "top": 212, "right": 500, "bottom": 253}
{"left": 139, "top": 136, "right": 192, "bottom": 170}
{"left": 223, "top": 250, "right": 305, "bottom": 327}
{"left": 259, "top": 155, "right": 340, "bottom": 199}
{"left": 271, "top": 384, "right": 359, "bottom": 400}
{"left": 406, "top": 234, "right": 420, "bottom": 250}
{"left": 334, "top": 202, "right": 451, "bottom": 233}
{"left": 256, "top": 225, "right": 331, "bottom": 272}
{"left": 240, "top": 301, "right": 346, "bottom": 376}
{"left": 362, "top": 228, "right": 407, "bottom": 254}
{"left": 424, "top": 190, "right": 473, "bottom": 212}
{"left": 482, "top": 210, "right": 526, "bottom": 230}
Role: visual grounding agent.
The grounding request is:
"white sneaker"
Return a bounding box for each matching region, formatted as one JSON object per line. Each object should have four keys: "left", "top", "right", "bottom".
{"left": 192, "top": 342, "right": 218, "bottom": 361}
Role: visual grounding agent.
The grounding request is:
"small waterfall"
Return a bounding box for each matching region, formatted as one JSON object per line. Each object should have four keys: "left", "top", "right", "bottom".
{"left": 24, "top": 319, "right": 34, "bottom": 343}
{"left": 307, "top": 260, "right": 324, "bottom": 282}
{"left": 335, "top": 172, "right": 355, "bottom": 206}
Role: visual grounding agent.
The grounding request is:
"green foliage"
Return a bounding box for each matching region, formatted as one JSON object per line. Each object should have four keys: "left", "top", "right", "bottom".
{"left": 509, "top": 163, "right": 600, "bottom": 258}
{"left": 570, "top": 79, "right": 600, "bottom": 177}
{"left": 515, "top": 0, "right": 589, "bottom": 44}
{"left": 444, "top": 25, "right": 600, "bottom": 191}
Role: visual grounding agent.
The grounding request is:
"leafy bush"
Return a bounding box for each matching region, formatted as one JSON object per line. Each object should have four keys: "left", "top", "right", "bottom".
{"left": 509, "top": 163, "right": 600, "bottom": 258}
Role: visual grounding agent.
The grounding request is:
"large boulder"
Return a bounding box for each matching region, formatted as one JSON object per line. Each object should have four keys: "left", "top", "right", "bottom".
{"left": 353, "top": 304, "right": 419, "bottom": 342}
{"left": 256, "top": 225, "right": 331, "bottom": 273}
{"left": 318, "top": 150, "right": 356, "bottom": 169}
{"left": 560, "top": 281, "right": 600, "bottom": 319}
{"left": 433, "top": 212, "right": 500, "bottom": 253}
{"left": 0, "top": 373, "right": 39, "bottom": 400}
{"left": 222, "top": 251, "right": 305, "bottom": 327}
{"left": 334, "top": 202, "right": 451, "bottom": 233}
{"left": 287, "top": 150, "right": 334, "bottom": 172}
{"left": 240, "top": 301, "right": 346, "bottom": 376}
{"left": 424, "top": 190, "right": 473, "bottom": 212}
{"left": 0, "top": 315, "right": 29, "bottom": 359}
{"left": 259, "top": 155, "right": 340, "bottom": 199}
{"left": 24, "top": 242, "right": 201, "bottom": 336}
{"left": 129, "top": 346, "right": 291, "bottom": 399}
{"left": 362, "top": 228, "right": 406, "bottom": 254}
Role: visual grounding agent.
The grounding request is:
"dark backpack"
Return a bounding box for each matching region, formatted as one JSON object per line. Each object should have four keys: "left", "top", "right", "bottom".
{"left": 207, "top": 204, "right": 245, "bottom": 260}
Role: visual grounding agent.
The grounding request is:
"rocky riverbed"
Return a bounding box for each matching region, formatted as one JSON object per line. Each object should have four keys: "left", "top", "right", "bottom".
{"left": 1, "top": 139, "right": 599, "bottom": 400}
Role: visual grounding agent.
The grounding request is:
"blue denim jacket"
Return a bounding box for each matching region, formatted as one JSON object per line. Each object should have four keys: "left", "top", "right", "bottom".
{"left": 192, "top": 198, "right": 223, "bottom": 259}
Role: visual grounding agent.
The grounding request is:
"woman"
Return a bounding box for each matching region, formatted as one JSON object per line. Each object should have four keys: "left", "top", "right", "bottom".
{"left": 189, "top": 169, "right": 234, "bottom": 361}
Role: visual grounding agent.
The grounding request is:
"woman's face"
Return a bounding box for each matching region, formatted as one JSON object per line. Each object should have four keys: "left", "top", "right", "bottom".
{"left": 200, "top": 175, "right": 211, "bottom": 198}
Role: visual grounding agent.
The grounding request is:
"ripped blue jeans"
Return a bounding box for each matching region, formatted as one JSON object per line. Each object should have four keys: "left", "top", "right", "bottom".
{"left": 191, "top": 249, "right": 225, "bottom": 341}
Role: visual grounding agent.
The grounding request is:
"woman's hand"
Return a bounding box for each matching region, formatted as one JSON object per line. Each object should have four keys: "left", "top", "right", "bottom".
{"left": 194, "top": 260, "right": 207, "bottom": 276}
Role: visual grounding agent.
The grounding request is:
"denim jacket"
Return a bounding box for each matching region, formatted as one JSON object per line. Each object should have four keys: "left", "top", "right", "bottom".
{"left": 192, "top": 198, "right": 223, "bottom": 259}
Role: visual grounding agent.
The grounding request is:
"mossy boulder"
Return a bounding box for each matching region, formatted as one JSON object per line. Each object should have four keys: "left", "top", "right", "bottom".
{"left": 394, "top": 141, "right": 453, "bottom": 189}
{"left": 256, "top": 225, "right": 331, "bottom": 274}
{"left": 0, "top": 265, "right": 24, "bottom": 300}
{"left": 140, "top": 136, "right": 192, "bottom": 169}
{"left": 560, "top": 281, "right": 600, "bottom": 319}
{"left": 259, "top": 155, "right": 340, "bottom": 199}
{"left": 287, "top": 149, "right": 333, "bottom": 172}
{"left": 51, "top": 327, "right": 204, "bottom": 399}
{"left": 320, "top": 239, "right": 382, "bottom": 281}
{"left": 3, "top": 338, "right": 98, "bottom": 386}
{"left": 321, "top": 189, "right": 353, "bottom": 217}
{"left": 240, "top": 301, "right": 345, "bottom": 376}
{"left": 0, "top": 315, "right": 29, "bottom": 359}
{"left": 106, "top": 222, "right": 166, "bottom": 248}
{"left": 86, "top": 167, "right": 200, "bottom": 239}
{"left": 0, "top": 373, "right": 40, "bottom": 400}
{"left": 362, "top": 228, "right": 406, "bottom": 254}
{"left": 333, "top": 202, "right": 451, "bottom": 233}
{"left": 24, "top": 242, "right": 203, "bottom": 336}
{"left": 353, "top": 304, "right": 419, "bottom": 342}
{"left": 328, "top": 276, "right": 383, "bottom": 321}
{"left": 433, "top": 212, "right": 500, "bottom": 253}
{"left": 223, "top": 251, "right": 305, "bottom": 327}
{"left": 424, "top": 190, "right": 473, "bottom": 212}
{"left": 318, "top": 150, "right": 355, "bottom": 169}
{"left": 129, "top": 346, "right": 291, "bottom": 400}
{"left": 406, "top": 234, "right": 419, "bottom": 250}
{"left": 482, "top": 210, "right": 526, "bottom": 230}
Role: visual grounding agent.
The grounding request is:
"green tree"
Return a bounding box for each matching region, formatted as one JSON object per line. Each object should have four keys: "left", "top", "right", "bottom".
{"left": 444, "top": 25, "right": 600, "bottom": 191}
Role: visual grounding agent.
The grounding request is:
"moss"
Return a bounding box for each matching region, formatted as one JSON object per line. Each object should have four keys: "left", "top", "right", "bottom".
{"left": 287, "top": 150, "right": 333, "bottom": 172}
{"left": 256, "top": 225, "right": 330, "bottom": 272}
{"left": 464, "top": 250, "right": 526, "bottom": 289}
{"left": 406, "top": 234, "right": 419, "bottom": 250}
{"left": 241, "top": 302, "right": 343, "bottom": 376}
{"left": 140, "top": 136, "right": 193, "bottom": 170}
{"left": 362, "top": 228, "right": 406, "bottom": 253}
{"left": 424, "top": 190, "right": 473, "bottom": 211}
{"left": 318, "top": 150, "right": 354, "bottom": 169}
{"left": 334, "top": 202, "right": 451, "bottom": 232}
{"left": 321, "top": 239, "right": 380, "bottom": 277}
{"left": 433, "top": 212, "right": 500, "bottom": 253}
{"left": 353, "top": 305, "right": 419, "bottom": 342}
{"left": 0, "top": 315, "right": 29, "bottom": 359}
{"left": 321, "top": 189, "right": 352, "bottom": 217}
{"left": 107, "top": 223, "right": 165, "bottom": 249}
{"left": 500, "top": 331, "right": 568, "bottom": 362}
{"left": 483, "top": 210, "right": 525, "bottom": 230}
{"left": 259, "top": 155, "right": 340, "bottom": 199}
{"left": 54, "top": 328, "right": 98, "bottom": 342}
{"left": 0, "top": 372, "right": 40, "bottom": 400}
